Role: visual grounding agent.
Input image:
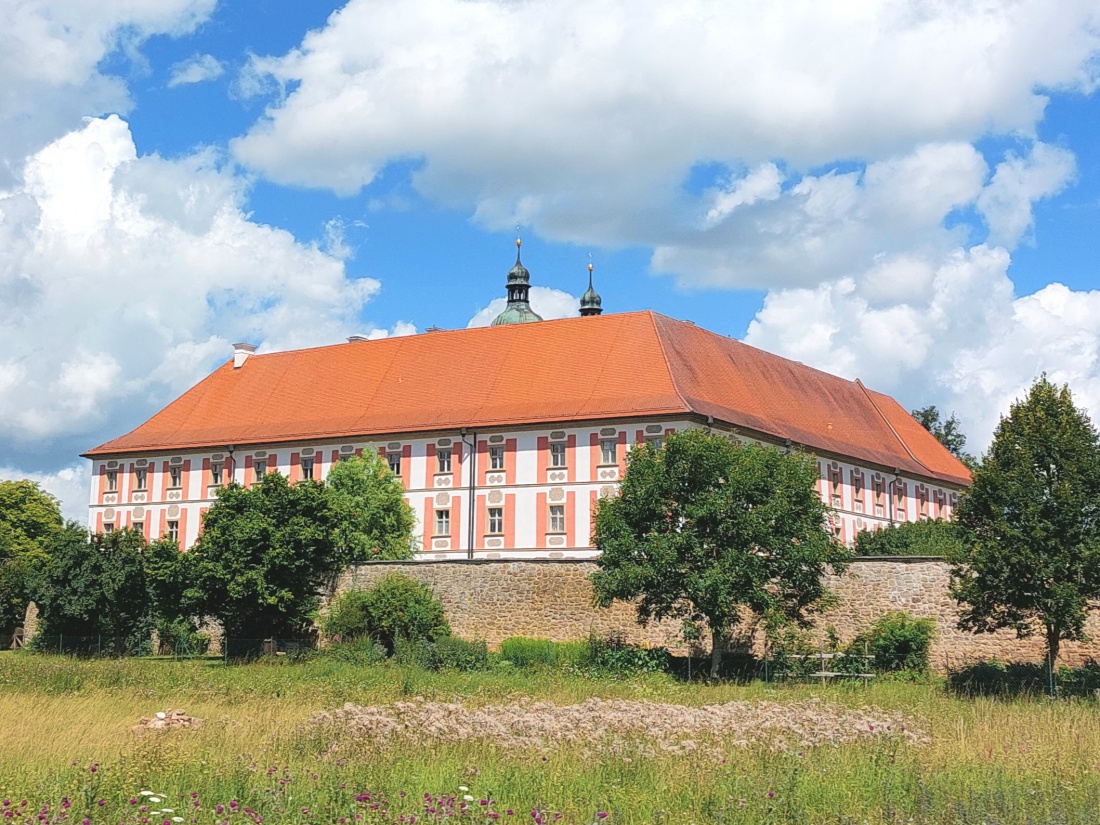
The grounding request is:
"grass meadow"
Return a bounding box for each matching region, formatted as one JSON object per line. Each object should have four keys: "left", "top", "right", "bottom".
{"left": 2, "top": 653, "right": 1099, "bottom": 824}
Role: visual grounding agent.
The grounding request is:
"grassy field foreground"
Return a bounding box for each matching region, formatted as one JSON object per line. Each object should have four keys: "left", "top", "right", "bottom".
{"left": 1, "top": 654, "right": 1099, "bottom": 824}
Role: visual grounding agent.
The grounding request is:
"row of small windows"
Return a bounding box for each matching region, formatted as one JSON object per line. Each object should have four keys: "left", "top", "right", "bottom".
{"left": 433, "top": 505, "right": 567, "bottom": 537}
{"left": 102, "top": 520, "right": 179, "bottom": 543}
{"left": 104, "top": 432, "right": 646, "bottom": 493}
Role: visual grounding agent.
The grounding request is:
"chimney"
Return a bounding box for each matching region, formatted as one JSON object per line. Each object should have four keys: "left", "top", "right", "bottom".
{"left": 347, "top": 334, "right": 370, "bottom": 343}
{"left": 232, "top": 342, "right": 257, "bottom": 369}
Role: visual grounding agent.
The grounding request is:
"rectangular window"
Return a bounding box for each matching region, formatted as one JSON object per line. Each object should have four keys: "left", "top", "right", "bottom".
{"left": 105, "top": 471, "right": 118, "bottom": 492}
{"left": 549, "top": 504, "right": 566, "bottom": 534}
{"left": 301, "top": 458, "right": 315, "bottom": 481}
{"left": 874, "top": 479, "right": 885, "bottom": 518}
{"left": 919, "top": 488, "right": 929, "bottom": 518}
{"left": 488, "top": 507, "right": 503, "bottom": 535}
{"left": 600, "top": 438, "right": 617, "bottom": 465}
{"left": 169, "top": 466, "right": 182, "bottom": 488}
{"left": 103, "top": 523, "right": 114, "bottom": 534}
{"left": 167, "top": 520, "right": 179, "bottom": 542}
{"left": 434, "top": 509, "right": 450, "bottom": 536}
{"left": 437, "top": 448, "right": 452, "bottom": 474}
{"left": 387, "top": 452, "right": 401, "bottom": 476}
{"left": 135, "top": 469, "right": 147, "bottom": 490}
{"left": 489, "top": 445, "right": 506, "bottom": 471}
{"left": 549, "top": 442, "right": 566, "bottom": 468}
{"left": 852, "top": 471, "right": 863, "bottom": 513}
{"left": 646, "top": 436, "right": 663, "bottom": 451}
{"left": 829, "top": 469, "right": 841, "bottom": 508}
{"left": 254, "top": 459, "right": 267, "bottom": 478}
{"left": 132, "top": 521, "right": 144, "bottom": 535}
{"left": 210, "top": 464, "right": 223, "bottom": 485}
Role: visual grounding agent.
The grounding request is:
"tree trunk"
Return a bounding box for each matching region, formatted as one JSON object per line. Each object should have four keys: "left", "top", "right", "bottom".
{"left": 710, "top": 626, "right": 723, "bottom": 679}
{"left": 1046, "top": 623, "right": 1061, "bottom": 668}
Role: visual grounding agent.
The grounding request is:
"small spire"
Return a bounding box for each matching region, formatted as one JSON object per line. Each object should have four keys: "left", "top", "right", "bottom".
{"left": 579, "top": 259, "right": 603, "bottom": 317}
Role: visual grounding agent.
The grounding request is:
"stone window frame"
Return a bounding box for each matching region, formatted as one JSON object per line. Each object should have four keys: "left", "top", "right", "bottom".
{"left": 134, "top": 468, "right": 148, "bottom": 491}
{"left": 437, "top": 448, "right": 453, "bottom": 475}
{"left": 487, "top": 506, "right": 504, "bottom": 535}
{"left": 167, "top": 520, "right": 180, "bottom": 542}
{"left": 168, "top": 466, "right": 183, "bottom": 489}
{"left": 489, "top": 445, "right": 506, "bottom": 471}
{"left": 105, "top": 470, "right": 118, "bottom": 493}
{"left": 301, "top": 457, "right": 315, "bottom": 481}
{"left": 434, "top": 508, "right": 451, "bottom": 536}
{"left": 549, "top": 441, "right": 567, "bottom": 468}
{"left": 599, "top": 438, "right": 618, "bottom": 466}
{"left": 387, "top": 451, "right": 402, "bottom": 476}
{"left": 548, "top": 504, "right": 566, "bottom": 534}
{"left": 210, "top": 463, "right": 223, "bottom": 485}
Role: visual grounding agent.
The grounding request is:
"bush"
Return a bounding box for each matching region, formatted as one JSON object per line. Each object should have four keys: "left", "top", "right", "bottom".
{"left": 323, "top": 574, "right": 450, "bottom": 654}
{"left": 430, "top": 636, "right": 491, "bottom": 671}
{"left": 498, "top": 637, "right": 593, "bottom": 670}
{"left": 155, "top": 618, "right": 210, "bottom": 656}
{"left": 327, "top": 636, "right": 388, "bottom": 666}
{"left": 850, "top": 612, "right": 935, "bottom": 673}
{"left": 853, "top": 519, "right": 963, "bottom": 557}
{"left": 588, "top": 635, "right": 670, "bottom": 675}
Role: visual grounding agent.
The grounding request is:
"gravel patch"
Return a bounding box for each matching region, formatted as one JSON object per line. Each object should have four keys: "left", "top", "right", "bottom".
{"left": 308, "top": 697, "right": 923, "bottom": 756}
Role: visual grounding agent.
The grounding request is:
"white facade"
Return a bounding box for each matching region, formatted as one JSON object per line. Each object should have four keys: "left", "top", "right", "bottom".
{"left": 88, "top": 418, "right": 963, "bottom": 557}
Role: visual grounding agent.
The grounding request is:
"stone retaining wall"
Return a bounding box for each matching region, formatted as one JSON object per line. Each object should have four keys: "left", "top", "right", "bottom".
{"left": 336, "top": 558, "right": 1100, "bottom": 668}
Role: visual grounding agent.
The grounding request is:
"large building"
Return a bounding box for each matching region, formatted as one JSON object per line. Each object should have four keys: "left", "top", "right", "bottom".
{"left": 84, "top": 247, "right": 970, "bottom": 557}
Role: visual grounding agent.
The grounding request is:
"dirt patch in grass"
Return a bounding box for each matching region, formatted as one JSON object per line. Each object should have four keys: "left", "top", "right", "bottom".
{"left": 308, "top": 697, "right": 923, "bottom": 756}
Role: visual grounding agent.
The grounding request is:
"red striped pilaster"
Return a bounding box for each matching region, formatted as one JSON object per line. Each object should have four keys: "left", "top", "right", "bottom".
{"left": 537, "top": 436, "right": 549, "bottom": 481}
{"left": 290, "top": 452, "right": 300, "bottom": 483}
{"left": 477, "top": 440, "right": 488, "bottom": 485}
{"left": 504, "top": 494, "right": 516, "bottom": 550}
{"left": 179, "top": 509, "right": 189, "bottom": 549}
{"left": 566, "top": 490, "right": 577, "bottom": 548}
{"left": 505, "top": 439, "right": 517, "bottom": 484}
{"left": 589, "top": 433, "right": 600, "bottom": 481}
{"left": 159, "top": 510, "right": 167, "bottom": 539}
{"left": 401, "top": 445, "right": 412, "bottom": 489}
{"left": 426, "top": 444, "right": 436, "bottom": 479}
{"left": 475, "top": 494, "right": 486, "bottom": 550}
{"left": 244, "top": 456, "right": 254, "bottom": 489}
{"left": 95, "top": 511, "right": 103, "bottom": 533}
{"left": 422, "top": 499, "right": 432, "bottom": 551}
{"left": 536, "top": 492, "right": 547, "bottom": 545}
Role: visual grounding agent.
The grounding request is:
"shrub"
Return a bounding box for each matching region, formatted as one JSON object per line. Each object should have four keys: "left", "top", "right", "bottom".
{"left": 850, "top": 612, "right": 935, "bottom": 673}
{"left": 327, "top": 636, "right": 388, "bottom": 666}
{"left": 853, "top": 519, "right": 963, "bottom": 557}
{"left": 323, "top": 574, "right": 450, "bottom": 654}
{"left": 498, "top": 637, "right": 594, "bottom": 670}
{"left": 430, "top": 636, "right": 491, "bottom": 671}
{"left": 588, "top": 635, "right": 669, "bottom": 675}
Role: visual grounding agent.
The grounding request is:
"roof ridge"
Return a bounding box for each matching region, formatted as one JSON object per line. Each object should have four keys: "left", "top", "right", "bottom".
{"left": 855, "top": 379, "right": 932, "bottom": 474}
{"left": 648, "top": 312, "right": 694, "bottom": 414}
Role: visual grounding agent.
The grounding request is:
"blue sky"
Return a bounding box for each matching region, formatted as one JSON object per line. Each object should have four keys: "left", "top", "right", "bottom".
{"left": 1, "top": 1, "right": 1099, "bottom": 517}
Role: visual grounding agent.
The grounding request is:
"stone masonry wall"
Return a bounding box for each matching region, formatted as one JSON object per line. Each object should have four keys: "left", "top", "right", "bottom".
{"left": 335, "top": 558, "right": 1100, "bottom": 669}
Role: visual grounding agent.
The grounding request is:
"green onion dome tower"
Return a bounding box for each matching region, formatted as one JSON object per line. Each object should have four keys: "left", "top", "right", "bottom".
{"left": 491, "top": 237, "right": 544, "bottom": 326}
{"left": 579, "top": 262, "right": 603, "bottom": 317}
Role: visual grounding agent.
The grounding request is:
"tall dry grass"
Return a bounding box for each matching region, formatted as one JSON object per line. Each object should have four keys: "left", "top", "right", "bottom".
{"left": 1, "top": 653, "right": 1099, "bottom": 823}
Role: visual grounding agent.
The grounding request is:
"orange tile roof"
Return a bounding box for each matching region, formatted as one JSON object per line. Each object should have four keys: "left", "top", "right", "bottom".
{"left": 85, "top": 311, "right": 971, "bottom": 486}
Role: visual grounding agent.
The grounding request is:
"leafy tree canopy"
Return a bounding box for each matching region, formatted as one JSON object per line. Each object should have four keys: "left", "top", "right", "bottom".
{"left": 911, "top": 405, "right": 977, "bottom": 469}
{"left": 951, "top": 376, "right": 1100, "bottom": 663}
{"left": 853, "top": 518, "right": 963, "bottom": 557}
{"left": 0, "top": 479, "right": 63, "bottom": 631}
{"left": 186, "top": 472, "right": 341, "bottom": 640}
{"left": 33, "top": 525, "right": 159, "bottom": 652}
{"left": 326, "top": 453, "right": 416, "bottom": 560}
{"left": 591, "top": 428, "right": 851, "bottom": 677}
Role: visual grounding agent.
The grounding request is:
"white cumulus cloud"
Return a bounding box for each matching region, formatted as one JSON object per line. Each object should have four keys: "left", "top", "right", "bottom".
{"left": 467, "top": 286, "right": 581, "bottom": 328}
{"left": 0, "top": 463, "right": 91, "bottom": 522}
{"left": 167, "top": 53, "right": 225, "bottom": 87}
{"left": 0, "top": 0, "right": 216, "bottom": 179}
{"left": 0, "top": 115, "right": 381, "bottom": 453}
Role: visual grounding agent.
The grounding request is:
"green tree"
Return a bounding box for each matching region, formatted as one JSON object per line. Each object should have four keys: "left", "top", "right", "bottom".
{"left": 911, "top": 405, "right": 977, "bottom": 469}
{"left": 326, "top": 453, "right": 416, "bottom": 560}
{"left": 591, "top": 428, "right": 851, "bottom": 677}
{"left": 0, "top": 480, "right": 63, "bottom": 632}
{"left": 323, "top": 573, "right": 450, "bottom": 653}
{"left": 853, "top": 518, "right": 963, "bottom": 557}
{"left": 951, "top": 377, "right": 1100, "bottom": 664}
{"left": 33, "top": 525, "right": 154, "bottom": 653}
{"left": 186, "top": 472, "right": 341, "bottom": 640}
